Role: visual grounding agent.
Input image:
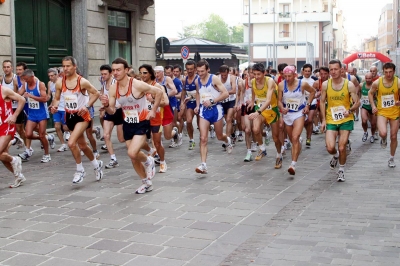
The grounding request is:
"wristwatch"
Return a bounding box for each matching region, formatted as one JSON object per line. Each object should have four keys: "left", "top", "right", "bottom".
{"left": 306, "top": 102, "right": 311, "bottom": 106}
{"left": 85, "top": 104, "right": 91, "bottom": 109}
{"left": 257, "top": 110, "right": 262, "bottom": 114}
{"left": 209, "top": 99, "right": 215, "bottom": 104}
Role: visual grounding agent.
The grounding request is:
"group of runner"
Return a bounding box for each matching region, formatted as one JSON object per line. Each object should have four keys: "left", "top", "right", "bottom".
{"left": 0, "top": 56, "right": 398, "bottom": 192}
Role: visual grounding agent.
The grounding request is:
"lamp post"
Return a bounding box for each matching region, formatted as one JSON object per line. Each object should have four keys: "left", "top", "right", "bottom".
{"left": 294, "top": 12, "right": 298, "bottom": 68}
{"left": 314, "top": 25, "right": 317, "bottom": 68}
{"left": 248, "top": 1, "right": 251, "bottom": 64}
{"left": 272, "top": 3, "right": 276, "bottom": 69}
{"left": 305, "top": 20, "right": 309, "bottom": 63}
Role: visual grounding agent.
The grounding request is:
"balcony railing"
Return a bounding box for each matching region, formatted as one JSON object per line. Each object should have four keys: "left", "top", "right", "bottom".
{"left": 279, "top": 31, "right": 291, "bottom": 38}
{"left": 279, "top": 12, "right": 290, "bottom": 18}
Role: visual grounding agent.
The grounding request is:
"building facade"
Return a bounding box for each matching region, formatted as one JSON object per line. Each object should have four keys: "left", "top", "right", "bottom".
{"left": 0, "top": 0, "right": 155, "bottom": 87}
{"left": 242, "top": 0, "right": 345, "bottom": 70}
{"left": 377, "top": 3, "right": 393, "bottom": 56}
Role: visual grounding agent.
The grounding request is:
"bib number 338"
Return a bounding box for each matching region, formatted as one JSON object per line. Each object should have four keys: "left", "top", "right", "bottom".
{"left": 124, "top": 110, "right": 139, "bottom": 123}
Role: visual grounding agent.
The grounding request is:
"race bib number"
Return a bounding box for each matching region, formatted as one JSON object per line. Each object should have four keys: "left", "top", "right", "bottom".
{"left": 361, "top": 95, "right": 370, "bottom": 105}
{"left": 28, "top": 98, "right": 40, "bottom": 110}
{"left": 200, "top": 92, "right": 213, "bottom": 104}
{"left": 65, "top": 94, "right": 78, "bottom": 111}
{"left": 124, "top": 109, "right": 139, "bottom": 123}
{"left": 331, "top": 106, "right": 346, "bottom": 121}
{"left": 147, "top": 100, "right": 152, "bottom": 111}
{"left": 286, "top": 98, "right": 301, "bottom": 111}
{"left": 381, "top": 94, "right": 395, "bottom": 108}
{"left": 187, "top": 91, "right": 196, "bottom": 101}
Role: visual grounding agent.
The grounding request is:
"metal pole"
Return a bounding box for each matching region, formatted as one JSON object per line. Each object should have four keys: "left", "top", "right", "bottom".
{"left": 305, "top": 20, "right": 308, "bottom": 64}
{"left": 266, "top": 45, "right": 268, "bottom": 67}
{"left": 294, "top": 12, "right": 297, "bottom": 68}
{"left": 248, "top": 2, "right": 251, "bottom": 64}
{"left": 273, "top": 3, "right": 276, "bottom": 69}
{"left": 161, "top": 37, "right": 164, "bottom": 60}
{"left": 314, "top": 25, "right": 317, "bottom": 68}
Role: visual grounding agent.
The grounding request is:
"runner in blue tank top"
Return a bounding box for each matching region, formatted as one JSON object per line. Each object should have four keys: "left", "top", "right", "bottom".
{"left": 180, "top": 60, "right": 199, "bottom": 150}
{"left": 20, "top": 69, "right": 52, "bottom": 163}
{"left": 193, "top": 59, "right": 232, "bottom": 174}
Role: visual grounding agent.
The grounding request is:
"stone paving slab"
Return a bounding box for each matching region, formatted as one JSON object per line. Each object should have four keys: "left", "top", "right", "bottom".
{"left": 0, "top": 119, "right": 399, "bottom": 265}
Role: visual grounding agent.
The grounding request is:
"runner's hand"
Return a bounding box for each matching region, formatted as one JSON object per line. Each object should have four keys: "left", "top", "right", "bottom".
{"left": 248, "top": 112, "right": 259, "bottom": 120}
{"left": 4, "top": 115, "right": 16, "bottom": 125}
{"left": 194, "top": 107, "right": 199, "bottom": 114}
{"left": 281, "top": 108, "right": 289, "bottom": 115}
{"left": 100, "top": 94, "right": 109, "bottom": 106}
{"left": 50, "top": 106, "right": 58, "bottom": 114}
{"left": 146, "top": 110, "right": 155, "bottom": 120}
{"left": 77, "top": 107, "right": 88, "bottom": 116}
{"left": 320, "top": 121, "right": 326, "bottom": 133}
{"left": 372, "top": 106, "right": 378, "bottom": 114}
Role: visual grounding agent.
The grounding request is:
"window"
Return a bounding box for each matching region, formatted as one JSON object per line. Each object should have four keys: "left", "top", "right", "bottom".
{"left": 283, "top": 23, "right": 289, "bottom": 37}
{"left": 283, "top": 4, "right": 290, "bottom": 13}
{"left": 108, "top": 9, "right": 131, "bottom": 64}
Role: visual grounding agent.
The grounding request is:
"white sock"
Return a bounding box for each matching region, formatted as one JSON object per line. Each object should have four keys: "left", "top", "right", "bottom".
{"left": 390, "top": 156, "right": 394, "bottom": 160}
{"left": 260, "top": 144, "right": 266, "bottom": 151}
{"left": 227, "top": 137, "right": 231, "bottom": 145}
{"left": 160, "top": 160, "right": 165, "bottom": 164}
{"left": 291, "top": 161, "right": 297, "bottom": 166}
{"left": 11, "top": 157, "right": 17, "bottom": 164}
{"left": 339, "top": 164, "right": 345, "bottom": 172}
{"left": 276, "top": 153, "right": 281, "bottom": 158}
{"left": 91, "top": 159, "right": 99, "bottom": 169}
{"left": 202, "top": 162, "right": 206, "bottom": 167}
{"left": 145, "top": 156, "right": 152, "bottom": 166}
{"left": 77, "top": 163, "right": 84, "bottom": 172}
{"left": 111, "top": 154, "right": 116, "bottom": 160}
{"left": 247, "top": 149, "right": 252, "bottom": 154}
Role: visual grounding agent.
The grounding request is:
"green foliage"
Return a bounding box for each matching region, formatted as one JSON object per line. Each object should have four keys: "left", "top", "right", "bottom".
{"left": 179, "top": 14, "right": 243, "bottom": 43}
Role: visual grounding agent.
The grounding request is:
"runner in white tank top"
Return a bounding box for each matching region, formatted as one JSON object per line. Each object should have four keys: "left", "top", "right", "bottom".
{"left": 101, "top": 57, "right": 163, "bottom": 195}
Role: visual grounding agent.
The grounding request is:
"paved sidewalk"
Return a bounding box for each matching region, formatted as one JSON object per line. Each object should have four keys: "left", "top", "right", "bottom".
{"left": 0, "top": 121, "right": 399, "bottom": 266}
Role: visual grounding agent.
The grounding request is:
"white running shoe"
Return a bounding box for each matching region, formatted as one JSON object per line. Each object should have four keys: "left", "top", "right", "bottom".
{"left": 72, "top": 171, "right": 85, "bottom": 183}
{"left": 136, "top": 179, "right": 153, "bottom": 194}
{"left": 48, "top": 134, "right": 55, "bottom": 149}
{"left": 41, "top": 155, "right": 51, "bottom": 163}
{"left": 57, "top": 144, "right": 68, "bottom": 152}
{"left": 15, "top": 135, "right": 24, "bottom": 149}
{"left": 169, "top": 140, "right": 178, "bottom": 148}
{"left": 105, "top": 159, "right": 119, "bottom": 169}
{"left": 195, "top": 163, "right": 208, "bottom": 174}
{"left": 93, "top": 151, "right": 100, "bottom": 160}
{"left": 10, "top": 156, "right": 22, "bottom": 177}
{"left": 145, "top": 157, "right": 155, "bottom": 179}
{"left": 374, "top": 132, "right": 379, "bottom": 140}
{"left": 10, "top": 173, "right": 26, "bottom": 188}
{"left": 337, "top": 170, "right": 345, "bottom": 182}
{"left": 177, "top": 133, "right": 183, "bottom": 146}
{"left": 94, "top": 126, "right": 101, "bottom": 140}
{"left": 64, "top": 131, "right": 71, "bottom": 141}
{"left": 250, "top": 141, "right": 258, "bottom": 152}
{"left": 210, "top": 125, "right": 215, "bottom": 138}
{"left": 95, "top": 160, "right": 104, "bottom": 181}
{"left": 159, "top": 162, "right": 167, "bottom": 173}
{"left": 388, "top": 158, "right": 396, "bottom": 168}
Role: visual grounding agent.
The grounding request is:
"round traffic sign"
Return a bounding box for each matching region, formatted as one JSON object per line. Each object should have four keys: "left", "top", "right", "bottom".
{"left": 181, "top": 46, "right": 190, "bottom": 59}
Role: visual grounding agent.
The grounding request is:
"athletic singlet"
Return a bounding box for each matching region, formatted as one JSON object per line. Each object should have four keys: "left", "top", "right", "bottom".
{"left": 159, "top": 76, "right": 177, "bottom": 108}
{"left": 251, "top": 77, "right": 277, "bottom": 110}
{"left": 102, "top": 78, "right": 120, "bottom": 109}
{"left": 62, "top": 76, "right": 91, "bottom": 122}
{"left": 2, "top": 74, "right": 18, "bottom": 109}
{"left": 185, "top": 74, "right": 197, "bottom": 101}
{"left": 50, "top": 81, "right": 65, "bottom": 111}
{"left": 117, "top": 77, "right": 149, "bottom": 124}
{"left": 376, "top": 76, "right": 400, "bottom": 119}
{"left": 219, "top": 74, "right": 236, "bottom": 102}
{"left": 146, "top": 80, "right": 163, "bottom": 126}
{"left": 243, "top": 78, "right": 252, "bottom": 104}
{"left": 360, "top": 83, "right": 372, "bottom": 110}
{"left": 0, "top": 85, "right": 13, "bottom": 131}
{"left": 25, "top": 80, "right": 48, "bottom": 118}
{"left": 198, "top": 74, "right": 220, "bottom": 105}
{"left": 283, "top": 79, "right": 306, "bottom": 112}
{"left": 325, "top": 79, "right": 354, "bottom": 125}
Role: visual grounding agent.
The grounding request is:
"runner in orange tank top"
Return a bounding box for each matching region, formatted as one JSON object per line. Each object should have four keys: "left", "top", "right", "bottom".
{"left": 101, "top": 58, "right": 163, "bottom": 194}
{"left": 50, "top": 56, "right": 103, "bottom": 184}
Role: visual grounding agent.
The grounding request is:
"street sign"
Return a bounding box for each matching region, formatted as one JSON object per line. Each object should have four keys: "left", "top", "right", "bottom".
{"left": 155, "top": 37, "right": 170, "bottom": 54}
{"left": 181, "top": 46, "right": 190, "bottom": 59}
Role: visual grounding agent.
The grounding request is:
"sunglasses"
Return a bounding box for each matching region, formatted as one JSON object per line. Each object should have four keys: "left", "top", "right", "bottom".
{"left": 140, "top": 72, "right": 148, "bottom": 75}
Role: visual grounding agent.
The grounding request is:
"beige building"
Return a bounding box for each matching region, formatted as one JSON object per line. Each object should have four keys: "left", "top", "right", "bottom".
{"left": 0, "top": 0, "right": 155, "bottom": 87}
{"left": 377, "top": 3, "right": 393, "bottom": 55}
{"left": 363, "top": 37, "right": 378, "bottom": 52}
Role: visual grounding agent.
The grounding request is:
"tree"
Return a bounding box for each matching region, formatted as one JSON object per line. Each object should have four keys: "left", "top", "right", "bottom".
{"left": 178, "top": 14, "right": 244, "bottom": 44}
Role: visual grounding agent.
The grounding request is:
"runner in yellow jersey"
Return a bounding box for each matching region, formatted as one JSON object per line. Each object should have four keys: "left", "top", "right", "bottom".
{"left": 320, "top": 59, "right": 359, "bottom": 182}
{"left": 248, "top": 63, "right": 283, "bottom": 168}
{"left": 368, "top": 62, "right": 400, "bottom": 168}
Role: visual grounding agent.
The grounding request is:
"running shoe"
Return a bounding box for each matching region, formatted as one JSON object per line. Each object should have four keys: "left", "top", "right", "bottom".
{"left": 154, "top": 154, "right": 160, "bottom": 165}
{"left": 388, "top": 158, "right": 396, "bottom": 168}
{"left": 100, "top": 136, "right": 104, "bottom": 141}
{"left": 18, "top": 151, "right": 31, "bottom": 162}
{"left": 57, "top": 144, "right": 68, "bottom": 152}
{"left": 15, "top": 135, "right": 24, "bottom": 149}
{"left": 177, "top": 133, "right": 183, "bottom": 146}
{"left": 222, "top": 143, "right": 227, "bottom": 151}
{"left": 72, "top": 171, "right": 85, "bottom": 184}
{"left": 169, "top": 140, "right": 178, "bottom": 148}
{"left": 48, "top": 134, "right": 55, "bottom": 149}
{"left": 41, "top": 154, "right": 51, "bottom": 163}
{"left": 306, "top": 138, "right": 311, "bottom": 147}
{"left": 255, "top": 149, "right": 267, "bottom": 161}
{"left": 362, "top": 132, "right": 368, "bottom": 142}
{"left": 330, "top": 156, "right": 338, "bottom": 169}
{"left": 105, "top": 159, "right": 119, "bottom": 169}
{"left": 64, "top": 131, "right": 71, "bottom": 141}
{"left": 94, "top": 126, "right": 101, "bottom": 140}
{"left": 275, "top": 156, "right": 283, "bottom": 169}
{"left": 381, "top": 138, "right": 387, "bottom": 149}
{"left": 145, "top": 157, "right": 155, "bottom": 179}
{"left": 95, "top": 160, "right": 104, "bottom": 181}
{"left": 136, "top": 179, "right": 153, "bottom": 194}
{"left": 101, "top": 144, "right": 108, "bottom": 151}
{"left": 237, "top": 134, "right": 244, "bottom": 142}
{"left": 244, "top": 153, "right": 253, "bottom": 162}
{"left": 369, "top": 136, "right": 375, "bottom": 143}
{"left": 354, "top": 115, "right": 359, "bottom": 121}
{"left": 337, "top": 170, "right": 345, "bottom": 182}
{"left": 374, "top": 132, "right": 379, "bottom": 140}
{"left": 10, "top": 173, "right": 26, "bottom": 188}
{"left": 10, "top": 156, "right": 22, "bottom": 177}
{"left": 210, "top": 125, "right": 215, "bottom": 139}
{"left": 189, "top": 140, "right": 195, "bottom": 150}
{"left": 227, "top": 143, "right": 233, "bottom": 154}
{"left": 195, "top": 164, "right": 208, "bottom": 174}
{"left": 264, "top": 132, "right": 270, "bottom": 146}
{"left": 288, "top": 165, "right": 296, "bottom": 175}
{"left": 159, "top": 162, "right": 167, "bottom": 173}
{"left": 346, "top": 139, "right": 352, "bottom": 151}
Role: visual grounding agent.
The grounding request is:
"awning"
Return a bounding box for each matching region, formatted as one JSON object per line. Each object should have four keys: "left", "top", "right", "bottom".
{"left": 233, "top": 53, "right": 249, "bottom": 60}
{"left": 162, "top": 53, "right": 234, "bottom": 60}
